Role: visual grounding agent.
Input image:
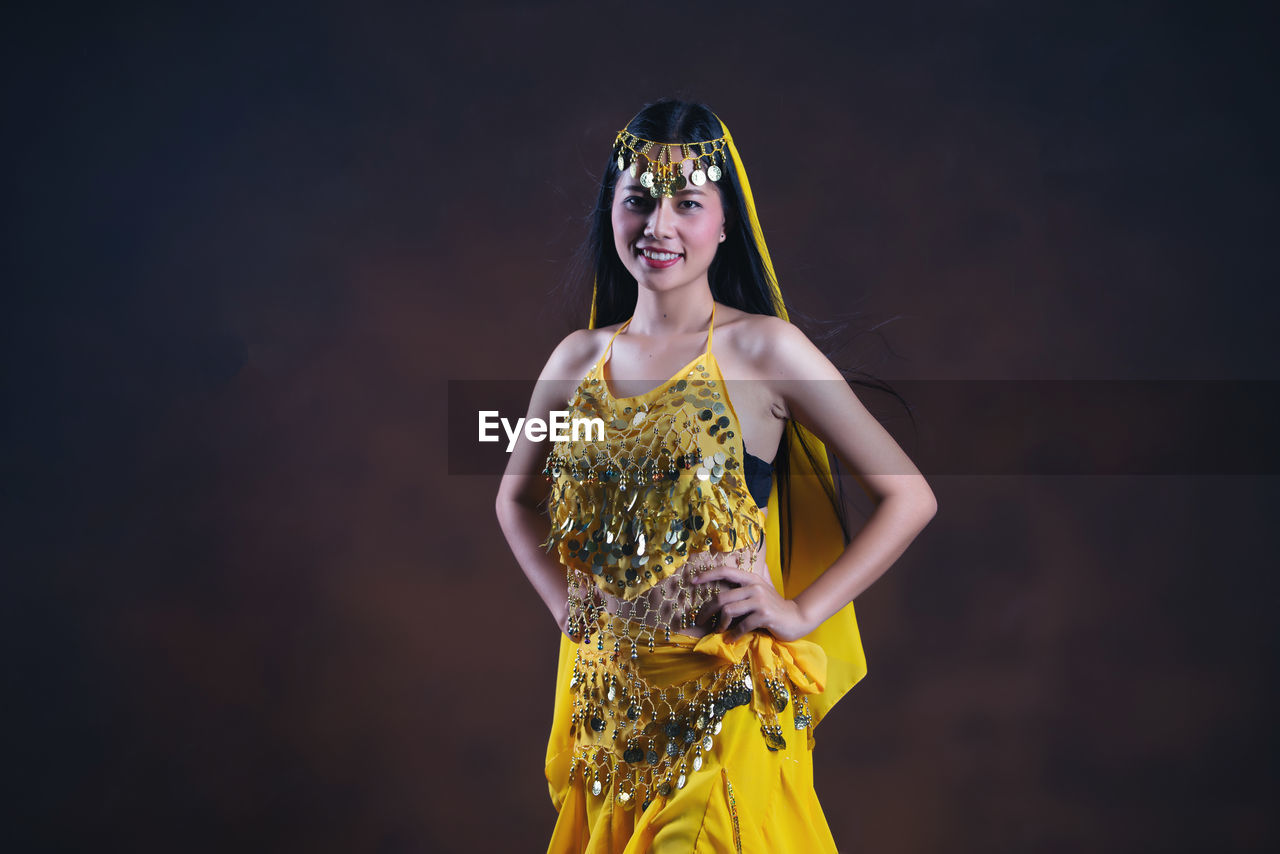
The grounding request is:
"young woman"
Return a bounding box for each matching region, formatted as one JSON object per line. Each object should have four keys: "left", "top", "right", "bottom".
{"left": 495, "top": 99, "right": 937, "bottom": 853}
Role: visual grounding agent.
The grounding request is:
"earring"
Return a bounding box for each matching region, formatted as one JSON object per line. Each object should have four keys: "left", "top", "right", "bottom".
{"left": 719, "top": 232, "right": 726, "bottom": 242}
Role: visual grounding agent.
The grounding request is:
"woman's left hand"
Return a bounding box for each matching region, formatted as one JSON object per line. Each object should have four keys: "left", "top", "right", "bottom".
{"left": 692, "top": 566, "right": 815, "bottom": 642}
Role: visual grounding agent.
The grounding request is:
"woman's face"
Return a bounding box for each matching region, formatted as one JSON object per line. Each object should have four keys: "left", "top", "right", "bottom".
{"left": 611, "top": 147, "right": 727, "bottom": 294}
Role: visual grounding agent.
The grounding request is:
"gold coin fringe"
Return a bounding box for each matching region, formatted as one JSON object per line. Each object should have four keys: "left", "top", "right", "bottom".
{"left": 563, "top": 614, "right": 813, "bottom": 811}
{"left": 542, "top": 366, "right": 764, "bottom": 605}
{"left": 613, "top": 130, "right": 729, "bottom": 198}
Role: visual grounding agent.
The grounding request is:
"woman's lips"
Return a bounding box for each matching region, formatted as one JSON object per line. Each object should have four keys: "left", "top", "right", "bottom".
{"left": 638, "top": 247, "right": 682, "bottom": 269}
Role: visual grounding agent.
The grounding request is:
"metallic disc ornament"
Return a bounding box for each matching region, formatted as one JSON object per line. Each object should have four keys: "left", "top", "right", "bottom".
{"left": 707, "top": 164, "right": 722, "bottom": 182}
{"left": 690, "top": 168, "right": 706, "bottom": 186}
{"left": 640, "top": 171, "right": 654, "bottom": 189}
{"left": 772, "top": 681, "right": 790, "bottom": 713}
{"left": 617, "top": 154, "right": 626, "bottom": 171}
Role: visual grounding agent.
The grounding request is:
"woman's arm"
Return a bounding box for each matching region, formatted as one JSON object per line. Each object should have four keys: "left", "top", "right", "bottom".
{"left": 696, "top": 317, "right": 938, "bottom": 640}
{"left": 494, "top": 330, "right": 599, "bottom": 635}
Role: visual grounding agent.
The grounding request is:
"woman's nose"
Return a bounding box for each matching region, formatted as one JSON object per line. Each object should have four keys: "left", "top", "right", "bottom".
{"left": 645, "top": 199, "right": 675, "bottom": 238}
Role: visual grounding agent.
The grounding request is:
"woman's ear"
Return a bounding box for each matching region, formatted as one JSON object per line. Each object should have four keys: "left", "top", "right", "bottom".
{"left": 719, "top": 198, "right": 736, "bottom": 238}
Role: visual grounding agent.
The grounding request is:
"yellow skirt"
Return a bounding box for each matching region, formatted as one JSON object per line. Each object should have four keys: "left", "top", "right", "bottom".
{"left": 545, "top": 622, "right": 839, "bottom": 853}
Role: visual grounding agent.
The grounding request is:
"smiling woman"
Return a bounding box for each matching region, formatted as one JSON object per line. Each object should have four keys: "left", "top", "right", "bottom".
{"left": 495, "top": 98, "right": 937, "bottom": 853}
{"left": 611, "top": 147, "right": 728, "bottom": 289}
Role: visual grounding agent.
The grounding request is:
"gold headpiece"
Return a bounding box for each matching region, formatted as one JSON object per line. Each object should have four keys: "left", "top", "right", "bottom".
{"left": 613, "top": 129, "right": 729, "bottom": 198}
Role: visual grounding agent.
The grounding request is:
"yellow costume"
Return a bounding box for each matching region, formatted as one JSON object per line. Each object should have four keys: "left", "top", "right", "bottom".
{"left": 542, "top": 297, "right": 868, "bottom": 852}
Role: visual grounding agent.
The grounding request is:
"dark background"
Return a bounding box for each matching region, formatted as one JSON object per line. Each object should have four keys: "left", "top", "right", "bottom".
{"left": 5, "top": 1, "right": 1278, "bottom": 851}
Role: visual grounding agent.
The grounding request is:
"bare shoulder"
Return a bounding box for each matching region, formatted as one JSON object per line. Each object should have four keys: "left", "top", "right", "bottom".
{"left": 714, "top": 308, "right": 803, "bottom": 366}
{"left": 716, "top": 307, "right": 844, "bottom": 383}
{"left": 539, "top": 324, "right": 619, "bottom": 382}
{"left": 714, "top": 306, "right": 779, "bottom": 352}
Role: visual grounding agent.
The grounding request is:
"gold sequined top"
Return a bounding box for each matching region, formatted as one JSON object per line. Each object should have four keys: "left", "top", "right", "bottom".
{"left": 541, "top": 303, "right": 768, "bottom": 637}
{"left": 540, "top": 305, "right": 826, "bottom": 810}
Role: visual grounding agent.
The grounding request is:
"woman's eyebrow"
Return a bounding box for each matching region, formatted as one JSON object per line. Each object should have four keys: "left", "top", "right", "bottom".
{"left": 620, "top": 184, "right": 710, "bottom": 196}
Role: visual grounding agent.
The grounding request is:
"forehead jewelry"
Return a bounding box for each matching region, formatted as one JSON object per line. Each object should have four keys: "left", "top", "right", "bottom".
{"left": 613, "top": 129, "right": 729, "bottom": 198}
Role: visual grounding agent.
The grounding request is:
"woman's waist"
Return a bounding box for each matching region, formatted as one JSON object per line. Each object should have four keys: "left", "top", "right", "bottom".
{"left": 568, "top": 545, "right": 773, "bottom": 640}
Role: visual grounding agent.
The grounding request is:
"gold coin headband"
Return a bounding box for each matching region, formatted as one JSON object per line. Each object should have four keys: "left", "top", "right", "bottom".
{"left": 613, "top": 129, "right": 729, "bottom": 198}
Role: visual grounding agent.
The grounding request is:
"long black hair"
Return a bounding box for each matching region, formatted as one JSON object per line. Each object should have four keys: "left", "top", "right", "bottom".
{"left": 568, "top": 98, "right": 914, "bottom": 581}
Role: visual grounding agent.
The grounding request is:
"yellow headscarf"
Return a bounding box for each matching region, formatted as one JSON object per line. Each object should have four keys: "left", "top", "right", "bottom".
{"left": 583, "top": 117, "right": 867, "bottom": 727}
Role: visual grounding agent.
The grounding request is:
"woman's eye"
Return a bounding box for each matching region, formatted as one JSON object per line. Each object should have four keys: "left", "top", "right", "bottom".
{"left": 623, "top": 196, "right": 653, "bottom": 210}
{"left": 680, "top": 200, "right": 702, "bottom": 210}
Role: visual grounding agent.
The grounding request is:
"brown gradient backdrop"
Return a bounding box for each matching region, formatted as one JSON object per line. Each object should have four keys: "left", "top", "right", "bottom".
{"left": 5, "top": 2, "right": 1278, "bottom": 852}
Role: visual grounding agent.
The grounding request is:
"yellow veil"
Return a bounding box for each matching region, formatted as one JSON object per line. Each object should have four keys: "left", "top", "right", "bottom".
{"left": 577, "top": 117, "right": 868, "bottom": 728}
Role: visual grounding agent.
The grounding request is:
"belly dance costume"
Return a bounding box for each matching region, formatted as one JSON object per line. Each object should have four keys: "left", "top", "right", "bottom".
{"left": 540, "top": 304, "right": 863, "bottom": 853}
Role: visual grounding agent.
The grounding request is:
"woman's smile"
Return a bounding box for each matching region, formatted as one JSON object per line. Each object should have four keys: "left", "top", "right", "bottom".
{"left": 637, "top": 245, "right": 683, "bottom": 268}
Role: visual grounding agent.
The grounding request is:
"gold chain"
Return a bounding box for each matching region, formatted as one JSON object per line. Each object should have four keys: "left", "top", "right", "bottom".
{"left": 613, "top": 130, "right": 729, "bottom": 198}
